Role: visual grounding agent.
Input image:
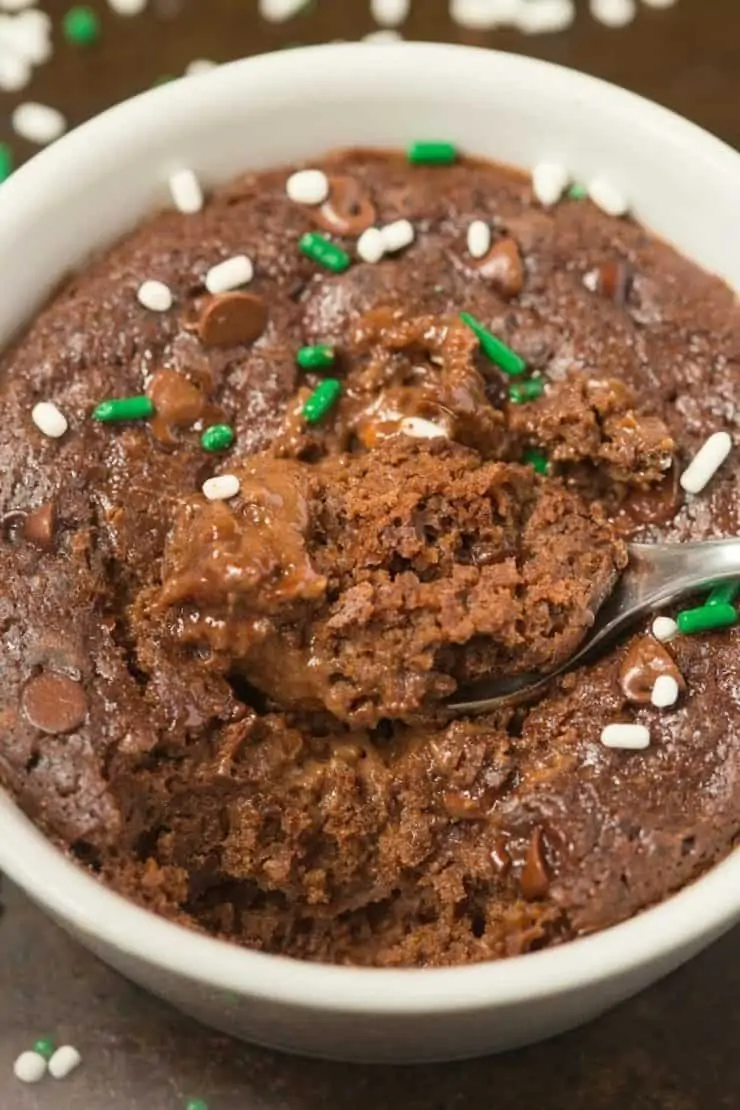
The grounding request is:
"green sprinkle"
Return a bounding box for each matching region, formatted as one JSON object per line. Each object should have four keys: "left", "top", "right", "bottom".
{"left": 201, "top": 424, "right": 235, "bottom": 453}
{"left": 568, "top": 183, "right": 587, "bottom": 200}
{"left": 408, "top": 141, "right": 458, "bottom": 166}
{"left": 523, "top": 448, "right": 549, "bottom": 475}
{"left": 302, "top": 379, "right": 341, "bottom": 424}
{"left": 509, "top": 378, "right": 544, "bottom": 404}
{"left": 707, "top": 581, "right": 740, "bottom": 607}
{"left": 63, "top": 5, "right": 100, "bottom": 45}
{"left": 0, "top": 142, "right": 13, "bottom": 184}
{"left": 33, "top": 1038, "right": 55, "bottom": 1061}
{"left": 460, "top": 312, "right": 526, "bottom": 377}
{"left": 93, "top": 396, "right": 155, "bottom": 423}
{"left": 297, "top": 345, "right": 335, "bottom": 371}
{"left": 153, "top": 74, "right": 175, "bottom": 87}
{"left": 299, "top": 232, "right": 350, "bottom": 273}
{"left": 185, "top": 1100, "right": 208, "bottom": 1110}
{"left": 677, "top": 603, "right": 738, "bottom": 636}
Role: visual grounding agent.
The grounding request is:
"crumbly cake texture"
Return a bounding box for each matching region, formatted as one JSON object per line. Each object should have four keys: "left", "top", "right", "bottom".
{"left": 0, "top": 149, "right": 738, "bottom": 967}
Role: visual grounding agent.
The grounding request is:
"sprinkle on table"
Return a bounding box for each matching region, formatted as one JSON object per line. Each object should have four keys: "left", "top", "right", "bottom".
{"left": 651, "top": 674, "right": 680, "bottom": 709}
{"left": 13, "top": 1051, "right": 47, "bottom": 1084}
{"left": 299, "top": 232, "right": 351, "bottom": 273}
{"left": 205, "top": 254, "right": 254, "bottom": 295}
{"left": 467, "top": 219, "right": 491, "bottom": 260}
{"left": 286, "top": 168, "right": 330, "bottom": 206}
{"left": 380, "top": 219, "right": 415, "bottom": 254}
{"left": 523, "top": 447, "right": 549, "bottom": 475}
{"left": 407, "top": 141, "right": 458, "bottom": 166}
{"left": 651, "top": 615, "right": 678, "bottom": 643}
{"left": 32, "top": 1037, "right": 56, "bottom": 1061}
{"left": 185, "top": 1099, "right": 209, "bottom": 1110}
{"left": 48, "top": 1045, "right": 82, "bottom": 1080}
{"left": 707, "top": 581, "right": 740, "bottom": 607}
{"left": 201, "top": 424, "right": 235, "bottom": 452}
{"left": 107, "top": 0, "right": 148, "bottom": 13}
{"left": 202, "top": 473, "right": 240, "bottom": 501}
{"left": 600, "top": 723, "right": 651, "bottom": 750}
{"left": 169, "top": 168, "right": 204, "bottom": 214}
{"left": 12, "top": 102, "right": 67, "bottom": 145}
{"left": 62, "top": 6, "right": 101, "bottom": 45}
{"left": 677, "top": 602, "right": 737, "bottom": 635}
{"left": 93, "top": 396, "right": 155, "bottom": 423}
{"left": 460, "top": 312, "right": 526, "bottom": 377}
{"left": 0, "top": 142, "right": 13, "bottom": 182}
{"left": 679, "top": 431, "right": 732, "bottom": 494}
{"left": 532, "top": 162, "right": 569, "bottom": 207}
{"left": 32, "top": 401, "right": 68, "bottom": 439}
{"left": 297, "top": 344, "right": 335, "bottom": 371}
{"left": 357, "top": 227, "right": 385, "bottom": 264}
{"left": 0, "top": 53, "right": 30, "bottom": 93}
{"left": 302, "top": 378, "right": 341, "bottom": 424}
{"left": 508, "top": 378, "right": 544, "bottom": 404}
{"left": 137, "top": 279, "right": 173, "bottom": 312}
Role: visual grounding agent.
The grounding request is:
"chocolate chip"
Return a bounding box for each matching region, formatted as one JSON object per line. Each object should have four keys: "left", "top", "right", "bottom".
{"left": 21, "top": 671, "right": 87, "bottom": 735}
{"left": 619, "top": 635, "right": 686, "bottom": 704}
{"left": 596, "top": 261, "right": 633, "bottom": 306}
{"left": 520, "top": 827, "right": 550, "bottom": 900}
{"left": 310, "top": 176, "right": 376, "bottom": 237}
{"left": 148, "top": 369, "right": 205, "bottom": 446}
{"left": 475, "top": 237, "right": 524, "bottom": 299}
{"left": 198, "top": 292, "right": 268, "bottom": 348}
{"left": 23, "top": 502, "right": 57, "bottom": 549}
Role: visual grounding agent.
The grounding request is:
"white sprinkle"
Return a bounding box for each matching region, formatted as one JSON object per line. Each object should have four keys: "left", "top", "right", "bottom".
{"left": 589, "top": 0, "right": 637, "bottom": 27}
{"left": 205, "top": 255, "right": 254, "bottom": 295}
{"left": 185, "top": 58, "right": 217, "bottom": 77}
{"left": 587, "top": 177, "right": 629, "bottom": 217}
{"left": 532, "top": 162, "right": 569, "bottom": 207}
{"left": 258, "top": 0, "right": 309, "bottom": 21}
{"left": 380, "top": 219, "right": 415, "bottom": 254}
{"left": 0, "top": 48, "right": 29, "bottom": 91}
{"left": 651, "top": 674, "right": 680, "bottom": 709}
{"left": 2, "top": 12, "right": 52, "bottom": 65}
{"left": 399, "top": 417, "right": 448, "bottom": 440}
{"left": 32, "top": 401, "right": 68, "bottom": 439}
{"left": 362, "top": 28, "right": 403, "bottom": 42}
{"left": 449, "top": 0, "right": 521, "bottom": 30}
{"left": 137, "top": 279, "right": 173, "bottom": 312}
{"left": 515, "top": 0, "right": 575, "bottom": 34}
{"left": 370, "top": 0, "right": 410, "bottom": 25}
{"left": 12, "top": 102, "right": 66, "bottom": 145}
{"left": 467, "top": 220, "right": 491, "bottom": 260}
{"left": 13, "top": 1051, "right": 47, "bottom": 1084}
{"left": 48, "top": 1046, "right": 82, "bottom": 1080}
{"left": 601, "top": 723, "right": 651, "bottom": 750}
{"left": 17, "top": 8, "right": 51, "bottom": 32}
{"left": 286, "top": 169, "right": 330, "bottom": 206}
{"left": 357, "top": 227, "right": 386, "bottom": 264}
{"left": 0, "top": 0, "right": 37, "bottom": 11}
{"left": 652, "top": 616, "right": 678, "bottom": 643}
{"left": 680, "top": 431, "right": 733, "bottom": 495}
{"left": 203, "top": 474, "right": 241, "bottom": 501}
{"left": 641, "top": 0, "right": 677, "bottom": 7}
{"left": 169, "top": 168, "right": 204, "bottom": 214}
{"left": 582, "top": 269, "right": 600, "bottom": 293}
{"left": 107, "top": 0, "right": 148, "bottom": 14}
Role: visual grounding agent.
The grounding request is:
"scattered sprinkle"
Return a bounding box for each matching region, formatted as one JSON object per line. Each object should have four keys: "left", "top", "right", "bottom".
{"left": 408, "top": 141, "right": 458, "bottom": 166}
{"left": 523, "top": 447, "right": 549, "bottom": 475}
{"left": 107, "top": 0, "right": 148, "bottom": 13}
{"left": 532, "top": 162, "right": 569, "bottom": 206}
{"left": 32, "top": 401, "right": 68, "bottom": 439}
{"left": 568, "top": 182, "right": 587, "bottom": 199}
{"left": 185, "top": 1100, "right": 209, "bottom": 1110}
{"left": 652, "top": 616, "right": 678, "bottom": 643}
{"left": 13, "top": 1051, "right": 47, "bottom": 1084}
{"left": 286, "top": 168, "right": 330, "bottom": 205}
{"left": 12, "top": 102, "right": 66, "bottom": 145}
{"left": 589, "top": 0, "right": 637, "bottom": 27}
{"left": 201, "top": 424, "right": 235, "bottom": 453}
{"left": 467, "top": 219, "right": 491, "bottom": 260}
{"left": 399, "top": 416, "right": 447, "bottom": 439}
{"left": 449, "top": 0, "right": 510, "bottom": 30}
{"left": 258, "top": 0, "right": 310, "bottom": 20}
{"left": 0, "top": 51, "right": 31, "bottom": 92}
{"left": 0, "top": 141, "right": 13, "bottom": 181}
{"left": 460, "top": 311, "right": 526, "bottom": 376}
{"left": 302, "top": 378, "right": 342, "bottom": 424}
{"left": 62, "top": 5, "right": 100, "bottom": 45}
{"left": 508, "top": 378, "right": 544, "bottom": 404}
{"left": 137, "top": 279, "right": 173, "bottom": 312}
{"left": 587, "top": 177, "right": 629, "bottom": 217}
{"left": 707, "top": 581, "right": 740, "bottom": 607}
{"left": 0, "top": 0, "right": 39, "bottom": 10}
{"left": 380, "top": 218, "right": 415, "bottom": 254}
{"left": 299, "top": 232, "right": 351, "bottom": 273}
{"left": 362, "top": 28, "right": 402, "bottom": 41}
{"left": 601, "top": 723, "right": 650, "bottom": 750}
{"left": 93, "top": 396, "right": 155, "bottom": 423}
{"left": 169, "top": 168, "right": 203, "bottom": 214}
{"left": 515, "top": 0, "right": 575, "bottom": 33}
{"left": 651, "top": 673, "right": 679, "bottom": 709}
{"left": 679, "top": 431, "right": 732, "bottom": 494}
{"left": 48, "top": 1046, "right": 82, "bottom": 1080}
{"left": 677, "top": 603, "right": 737, "bottom": 635}
{"left": 0, "top": 8, "right": 52, "bottom": 65}
{"left": 370, "top": 0, "right": 410, "bottom": 25}
{"left": 185, "top": 58, "right": 217, "bottom": 76}
{"left": 356, "top": 227, "right": 385, "bottom": 264}
{"left": 32, "top": 1038, "right": 56, "bottom": 1061}
{"left": 202, "top": 473, "right": 240, "bottom": 501}
{"left": 297, "top": 344, "right": 335, "bottom": 370}
{"left": 205, "top": 255, "right": 254, "bottom": 294}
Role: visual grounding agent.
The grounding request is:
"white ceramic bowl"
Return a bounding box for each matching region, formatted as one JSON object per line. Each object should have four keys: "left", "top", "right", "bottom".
{"left": 1, "top": 43, "right": 739, "bottom": 1064}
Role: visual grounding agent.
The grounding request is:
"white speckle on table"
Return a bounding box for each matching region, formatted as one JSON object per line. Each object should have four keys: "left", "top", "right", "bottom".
{"left": 137, "top": 279, "right": 173, "bottom": 312}
{"left": 12, "top": 102, "right": 66, "bottom": 145}
{"left": 515, "top": 0, "right": 575, "bottom": 34}
{"left": 467, "top": 219, "right": 491, "bottom": 259}
{"left": 532, "top": 161, "right": 569, "bottom": 206}
{"left": 652, "top": 616, "right": 678, "bottom": 643}
{"left": 590, "top": 0, "right": 637, "bottom": 27}
{"left": 205, "top": 255, "right": 254, "bottom": 294}
{"left": 185, "top": 58, "right": 217, "bottom": 76}
{"left": 357, "top": 227, "right": 386, "bottom": 264}
{"left": 0, "top": 49, "right": 30, "bottom": 91}
{"left": 587, "top": 177, "right": 629, "bottom": 217}
{"left": 651, "top": 674, "right": 680, "bottom": 709}
{"left": 0, "top": 0, "right": 37, "bottom": 11}
{"left": 641, "top": 0, "right": 677, "bottom": 7}
{"left": 2, "top": 10, "right": 52, "bottom": 64}
{"left": 48, "top": 1046, "right": 82, "bottom": 1080}
{"left": 449, "top": 0, "right": 521, "bottom": 29}
{"left": 203, "top": 474, "right": 241, "bottom": 501}
{"left": 286, "top": 168, "right": 330, "bottom": 206}
{"left": 32, "top": 401, "right": 68, "bottom": 439}
{"left": 601, "top": 723, "right": 651, "bottom": 750}
{"left": 169, "top": 168, "right": 204, "bottom": 214}
{"left": 107, "top": 0, "right": 148, "bottom": 14}
{"left": 362, "top": 28, "right": 403, "bottom": 42}
{"left": 259, "top": 0, "right": 309, "bottom": 21}
{"left": 399, "top": 417, "right": 448, "bottom": 439}
{"left": 380, "top": 219, "right": 415, "bottom": 253}
{"left": 13, "top": 1051, "right": 47, "bottom": 1084}
{"left": 679, "top": 431, "right": 733, "bottom": 494}
{"left": 370, "top": 0, "right": 410, "bottom": 25}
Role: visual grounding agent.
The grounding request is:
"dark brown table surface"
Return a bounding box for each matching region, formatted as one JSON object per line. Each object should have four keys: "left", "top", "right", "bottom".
{"left": 3, "top": 1, "right": 740, "bottom": 1107}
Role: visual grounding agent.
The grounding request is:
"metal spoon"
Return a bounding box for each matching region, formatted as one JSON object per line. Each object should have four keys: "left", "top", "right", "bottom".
{"left": 449, "top": 537, "right": 740, "bottom": 715}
